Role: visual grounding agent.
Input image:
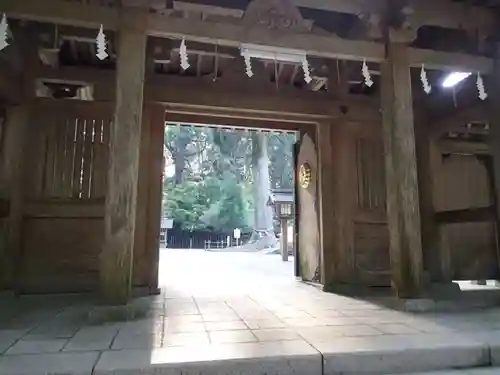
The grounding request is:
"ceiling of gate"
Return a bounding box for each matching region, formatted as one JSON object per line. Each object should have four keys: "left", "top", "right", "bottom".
{"left": 43, "top": 0, "right": 500, "bottom": 54}
{"left": 2, "top": 0, "right": 496, "bottom": 129}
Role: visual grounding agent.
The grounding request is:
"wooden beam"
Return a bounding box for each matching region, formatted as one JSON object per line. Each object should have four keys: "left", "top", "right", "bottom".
{"left": 381, "top": 42, "right": 424, "bottom": 298}
{"left": 23, "top": 201, "right": 104, "bottom": 218}
{"left": 2, "top": 0, "right": 118, "bottom": 29}
{"left": 293, "top": 0, "right": 373, "bottom": 15}
{"left": 165, "top": 112, "right": 315, "bottom": 131}
{"left": 34, "top": 65, "right": 380, "bottom": 120}
{"left": 99, "top": 8, "right": 148, "bottom": 305}
{"left": 408, "top": 0, "right": 496, "bottom": 34}
{"left": 439, "top": 140, "right": 489, "bottom": 155}
{"left": 293, "top": 0, "right": 496, "bottom": 33}
{"left": 8, "top": 0, "right": 494, "bottom": 38}
{"left": 435, "top": 206, "right": 495, "bottom": 224}
{"left": 430, "top": 103, "right": 487, "bottom": 137}
{"left": 3, "top": 0, "right": 495, "bottom": 72}
{"left": 147, "top": 14, "right": 384, "bottom": 62}
{"left": 408, "top": 48, "right": 493, "bottom": 74}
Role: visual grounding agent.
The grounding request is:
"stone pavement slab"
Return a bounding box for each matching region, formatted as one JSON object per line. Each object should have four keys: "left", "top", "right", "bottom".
{"left": 400, "top": 369, "right": 500, "bottom": 375}
{"left": 317, "top": 333, "right": 489, "bottom": 375}
{"left": 5, "top": 251, "right": 500, "bottom": 374}
{"left": 93, "top": 340, "right": 322, "bottom": 375}
{"left": 0, "top": 351, "right": 100, "bottom": 375}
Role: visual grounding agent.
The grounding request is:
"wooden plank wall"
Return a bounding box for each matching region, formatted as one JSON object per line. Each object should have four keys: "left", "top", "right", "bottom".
{"left": 17, "top": 100, "right": 165, "bottom": 294}
{"left": 17, "top": 100, "right": 165, "bottom": 293}
{"left": 0, "top": 105, "right": 8, "bottom": 290}
{"left": 19, "top": 101, "right": 112, "bottom": 292}
{"left": 435, "top": 153, "right": 499, "bottom": 280}
{"left": 334, "top": 120, "right": 390, "bottom": 287}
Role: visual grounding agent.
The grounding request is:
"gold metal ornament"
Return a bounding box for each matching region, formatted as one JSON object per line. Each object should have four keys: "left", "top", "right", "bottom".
{"left": 299, "top": 163, "right": 312, "bottom": 189}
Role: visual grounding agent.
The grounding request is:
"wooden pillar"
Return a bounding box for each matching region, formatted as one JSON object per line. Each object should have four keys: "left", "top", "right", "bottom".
{"left": 416, "top": 120, "right": 452, "bottom": 283}
{"left": 318, "top": 122, "right": 346, "bottom": 291}
{"left": 380, "top": 41, "right": 424, "bottom": 298}
{"left": 146, "top": 104, "right": 165, "bottom": 294}
{"left": 100, "top": 7, "right": 148, "bottom": 305}
{"left": 488, "top": 48, "right": 500, "bottom": 263}
{"left": 0, "top": 35, "right": 37, "bottom": 292}
{"left": 0, "top": 105, "right": 29, "bottom": 291}
{"left": 280, "top": 218, "right": 288, "bottom": 262}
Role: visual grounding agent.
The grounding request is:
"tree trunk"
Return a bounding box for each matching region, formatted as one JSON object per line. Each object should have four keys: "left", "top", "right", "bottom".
{"left": 251, "top": 133, "right": 276, "bottom": 248}
{"left": 173, "top": 152, "right": 185, "bottom": 185}
{"left": 172, "top": 131, "right": 190, "bottom": 185}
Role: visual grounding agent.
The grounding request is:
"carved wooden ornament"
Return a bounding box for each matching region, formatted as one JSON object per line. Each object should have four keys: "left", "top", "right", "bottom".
{"left": 243, "top": 0, "right": 310, "bottom": 32}
{"left": 299, "top": 163, "right": 312, "bottom": 189}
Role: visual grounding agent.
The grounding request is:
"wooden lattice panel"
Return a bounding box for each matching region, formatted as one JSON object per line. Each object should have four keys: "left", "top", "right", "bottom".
{"left": 355, "top": 138, "right": 386, "bottom": 212}
{"left": 25, "top": 103, "right": 111, "bottom": 200}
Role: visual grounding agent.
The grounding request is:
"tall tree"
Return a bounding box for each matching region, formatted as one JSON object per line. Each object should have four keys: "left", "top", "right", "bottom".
{"left": 165, "top": 125, "right": 209, "bottom": 185}
{"left": 162, "top": 125, "right": 293, "bottom": 244}
{"left": 269, "top": 132, "right": 295, "bottom": 189}
{"left": 250, "top": 132, "right": 276, "bottom": 247}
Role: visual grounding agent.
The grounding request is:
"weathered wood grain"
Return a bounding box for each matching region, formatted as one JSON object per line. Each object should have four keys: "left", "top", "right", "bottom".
{"left": 380, "top": 43, "right": 424, "bottom": 298}
{"left": 99, "top": 7, "right": 148, "bottom": 305}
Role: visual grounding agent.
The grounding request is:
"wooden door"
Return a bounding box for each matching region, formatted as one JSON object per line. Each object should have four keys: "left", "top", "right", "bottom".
{"left": 19, "top": 100, "right": 112, "bottom": 292}
{"left": 293, "top": 140, "right": 300, "bottom": 278}
{"left": 295, "top": 132, "right": 320, "bottom": 282}
{"left": 437, "top": 154, "right": 499, "bottom": 280}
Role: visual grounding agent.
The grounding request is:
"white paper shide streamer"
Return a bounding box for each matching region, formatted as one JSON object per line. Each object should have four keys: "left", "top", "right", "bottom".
{"left": 0, "top": 13, "right": 9, "bottom": 51}
{"left": 96, "top": 25, "right": 108, "bottom": 60}
{"left": 362, "top": 59, "right": 373, "bottom": 87}
{"left": 302, "top": 58, "right": 312, "bottom": 84}
{"left": 180, "top": 38, "right": 190, "bottom": 71}
{"left": 243, "top": 52, "right": 253, "bottom": 78}
{"left": 420, "top": 64, "right": 431, "bottom": 94}
{"left": 477, "top": 72, "right": 487, "bottom": 101}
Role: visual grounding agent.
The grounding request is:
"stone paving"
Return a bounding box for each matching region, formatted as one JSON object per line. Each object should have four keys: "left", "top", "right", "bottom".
{"left": 2, "top": 249, "right": 500, "bottom": 374}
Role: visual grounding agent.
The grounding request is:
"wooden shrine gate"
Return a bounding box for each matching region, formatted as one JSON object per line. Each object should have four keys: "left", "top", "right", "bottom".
{"left": 16, "top": 100, "right": 165, "bottom": 293}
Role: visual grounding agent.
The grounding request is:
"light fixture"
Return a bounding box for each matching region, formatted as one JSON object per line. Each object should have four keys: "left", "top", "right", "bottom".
{"left": 442, "top": 72, "right": 471, "bottom": 88}
{"left": 240, "top": 43, "right": 312, "bottom": 83}
{"left": 240, "top": 43, "right": 306, "bottom": 63}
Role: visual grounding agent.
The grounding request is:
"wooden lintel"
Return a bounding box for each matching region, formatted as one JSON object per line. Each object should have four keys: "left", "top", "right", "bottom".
{"left": 430, "top": 103, "right": 487, "bottom": 137}
{"left": 34, "top": 65, "right": 379, "bottom": 120}
{"left": 408, "top": 48, "right": 493, "bottom": 74}
{"left": 24, "top": 201, "right": 105, "bottom": 218}
{"left": 147, "top": 14, "right": 384, "bottom": 62}
{"left": 147, "top": 76, "right": 380, "bottom": 120}
{"left": 439, "top": 140, "right": 489, "bottom": 155}
{"left": 293, "top": 0, "right": 374, "bottom": 15}
{"left": 435, "top": 206, "right": 495, "bottom": 224}
{"left": 165, "top": 112, "right": 316, "bottom": 131}
{"left": 36, "top": 65, "right": 114, "bottom": 85}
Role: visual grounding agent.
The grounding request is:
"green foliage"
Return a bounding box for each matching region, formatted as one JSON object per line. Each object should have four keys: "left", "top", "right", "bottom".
{"left": 162, "top": 125, "right": 295, "bottom": 231}
{"left": 200, "top": 173, "right": 249, "bottom": 232}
